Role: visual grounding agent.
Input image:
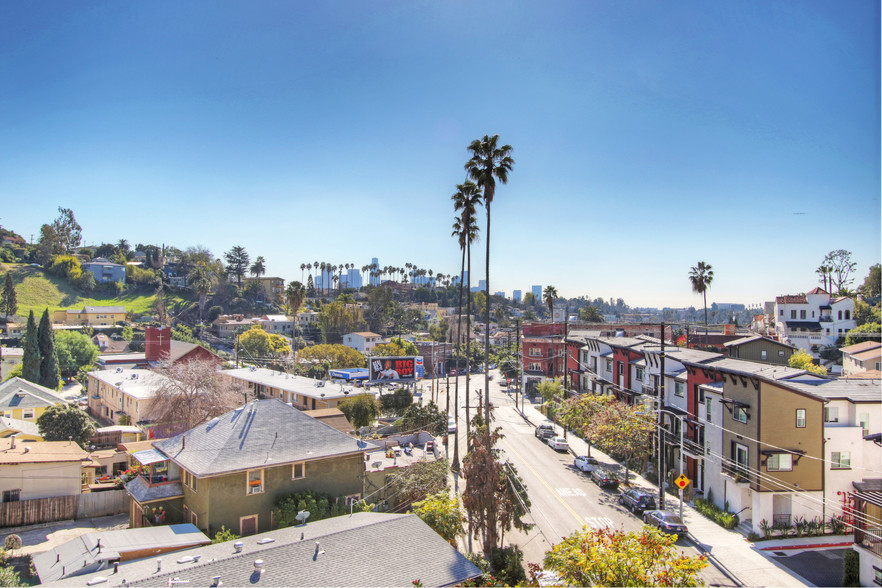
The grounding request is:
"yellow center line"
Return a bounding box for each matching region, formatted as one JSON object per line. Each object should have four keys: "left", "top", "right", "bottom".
{"left": 500, "top": 438, "right": 584, "bottom": 527}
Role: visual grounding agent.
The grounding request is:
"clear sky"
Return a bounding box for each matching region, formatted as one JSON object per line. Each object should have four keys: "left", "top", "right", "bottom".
{"left": 1, "top": 1, "right": 879, "bottom": 308}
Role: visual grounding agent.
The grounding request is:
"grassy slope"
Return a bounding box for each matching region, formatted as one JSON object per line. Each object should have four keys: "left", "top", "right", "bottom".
{"left": 0, "top": 263, "right": 190, "bottom": 320}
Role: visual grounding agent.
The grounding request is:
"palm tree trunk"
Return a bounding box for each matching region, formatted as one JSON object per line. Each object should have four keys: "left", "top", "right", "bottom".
{"left": 484, "top": 202, "right": 491, "bottom": 426}
{"left": 466, "top": 235, "right": 473, "bottom": 434}
{"left": 453, "top": 243, "right": 466, "bottom": 470}
{"left": 703, "top": 290, "right": 709, "bottom": 348}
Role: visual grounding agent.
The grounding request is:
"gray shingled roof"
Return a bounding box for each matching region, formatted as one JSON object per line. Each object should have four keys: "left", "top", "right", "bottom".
{"left": 782, "top": 377, "right": 882, "bottom": 403}
{"left": 125, "top": 476, "right": 184, "bottom": 503}
{"left": 153, "top": 399, "right": 379, "bottom": 477}
{"left": 53, "top": 513, "right": 482, "bottom": 587}
{"left": 0, "top": 377, "right": 68, "bottom": 410}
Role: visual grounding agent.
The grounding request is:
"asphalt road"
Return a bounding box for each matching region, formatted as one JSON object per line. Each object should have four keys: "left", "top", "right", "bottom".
{"left": 430, "top": 371, "right": 737, "bottom": 586}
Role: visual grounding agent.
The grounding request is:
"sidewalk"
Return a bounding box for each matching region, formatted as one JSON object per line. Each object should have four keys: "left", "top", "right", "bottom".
{"left": 515, "top": 400, "right": 813, "bottom": 588}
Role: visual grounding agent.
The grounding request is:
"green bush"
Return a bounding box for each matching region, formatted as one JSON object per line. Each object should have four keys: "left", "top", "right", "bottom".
{"left": 211, "top": 526, "right": 239, "bottom": 544}
{"left": 693, "top": 497, "right": 739, "bottom": 530}
{"left": 842, "top": 549, "right": 860, "bottom": 587}
{"left": 272, "top": 490, "right": 350, "bottom": 528}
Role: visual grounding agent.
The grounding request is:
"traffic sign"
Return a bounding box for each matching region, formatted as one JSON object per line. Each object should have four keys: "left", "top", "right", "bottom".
{"left": 675, "top": 474, "right": 690, "bottom": 489}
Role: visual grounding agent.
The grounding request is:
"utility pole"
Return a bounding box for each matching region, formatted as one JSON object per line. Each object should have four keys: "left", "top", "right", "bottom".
{"left": 562, "top": 306, "right": 569, "bottom": 440}
{"left": 515, "top": 319, "right": 521, "bottom": 412}
{"left": 658, "top": 322, "right": 666, "bottom": 510}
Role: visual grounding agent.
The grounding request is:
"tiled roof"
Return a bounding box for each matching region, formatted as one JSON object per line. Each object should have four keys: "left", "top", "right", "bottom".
{"left": 776, "top": 295, "right": 807, "bottom": 304}
{"left": 57, "top": 513, "right": 482, "bottom": 587}
{"left": 124, "top": 476, "right": 184, "bottom": 503}
{"left": 153, "top": 399, "right": 379, "bottom": 477}
{"left": 840, "top": 341, "right": 882, "bottom": 355}
{"left": 807, "top": 287, "right": 829, "bottom": 295}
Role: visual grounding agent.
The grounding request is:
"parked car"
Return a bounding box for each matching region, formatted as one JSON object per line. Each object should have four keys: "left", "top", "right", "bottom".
{"left": 547, "top": 436, "right": 569, "bottom": 451}
{"left": 534, "top": 423, "right": 555, "bottom": 440}
{"left": 618, "top": 488, "right": 657, "bottom": 514}
{"left": 449, "top": 370, "right": 457, "bottom": 376}
{"left": 573, "top": 455, "right": 599, "bottom": 472}
{"left": 590, "top": 468, "right": 620, "bottom": 489}
{"left": 447, "top": 418, "right": 457, "bottom": 433}
{"left": 643, "top": 510, "right": 688, "bottom": 536}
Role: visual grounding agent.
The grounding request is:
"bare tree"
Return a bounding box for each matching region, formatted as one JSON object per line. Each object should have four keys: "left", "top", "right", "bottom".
{"left": 147, "top": 360, "right": 253, "bottom": 435}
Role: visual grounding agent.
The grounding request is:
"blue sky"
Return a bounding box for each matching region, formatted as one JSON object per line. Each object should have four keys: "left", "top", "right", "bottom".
{"left": 1, "top": 1, "right": 879, "bottom": 308}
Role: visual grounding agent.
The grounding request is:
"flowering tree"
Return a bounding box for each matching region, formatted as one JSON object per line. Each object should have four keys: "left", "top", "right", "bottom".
{"left": 591, "top": 401, "right": 655, "bottom": 482}
{"left": 411, "top": 492, "right": 465, "bottom": 547}
{"left": 543, "top": 526, "right": 707, "bottom": 587}
{"left": 558, "top": 394, "right": 614, "bottom": 457}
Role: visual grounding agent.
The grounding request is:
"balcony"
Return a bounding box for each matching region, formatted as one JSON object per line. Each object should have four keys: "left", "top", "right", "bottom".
{"left": 661, "top": 429, "right": 706, "bottom": 457}
{"left": 855, "top": 525, "right": 882, "bottom": 557}
{"left": 642, "top": 384, "right": 658, "bottom": 396}
{"left": 722, "top": 462, "right": 751, "bottom": 486}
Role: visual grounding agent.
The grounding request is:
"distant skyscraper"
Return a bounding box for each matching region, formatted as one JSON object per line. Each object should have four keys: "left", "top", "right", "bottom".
{"left": 495, "top": 291, "right": 504, "bottom": 298}
{"left": 345, "top": 268, "right": 362, "bottom": 289}
{"left": 532, "top": 285, "right": 542, "bottom": 299}
{"left": 370, "top": 257, "right": 379, "bottom": 286}
{"left": 462, "top": 270, "right": 469, "bottom": 287}
{"left": 513, "top": 289, "right": 522, "bottom": 303}
{"left": 478, "top": 279, "right": 487, "bottom": 291}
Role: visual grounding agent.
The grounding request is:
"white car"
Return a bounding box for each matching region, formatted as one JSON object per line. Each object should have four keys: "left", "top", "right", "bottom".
{"left": 447, "top": 418, "right": 457, "bottom": 433}
{"left": 547, "top": 436, "right": 569, "bottom": 451}
{"left": 574, "top": 455, "right": 599, "bottom": 472}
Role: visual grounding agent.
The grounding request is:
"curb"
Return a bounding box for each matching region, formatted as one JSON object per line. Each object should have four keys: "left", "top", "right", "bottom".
{"left": 758, "top": 540, "right": 854, "bottom": 551}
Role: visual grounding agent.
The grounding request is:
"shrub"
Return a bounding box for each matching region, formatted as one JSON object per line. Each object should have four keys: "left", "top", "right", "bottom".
{"left": 829, "top": 515, "right": 847, "bottom": 535}
{"left": 272, "top": 490, "right": 351, "bottom": 528}
{"left": 841, "top": 549, "right": 860, "bottom": 587}
{"left": 747, "top": 531, "right": 762, "bottom": 542}
{"left": 693, "top": 497, "right": 740, "bottom": 530}
{"left": 212, "top": 526, "right": 239, "bottom": 544}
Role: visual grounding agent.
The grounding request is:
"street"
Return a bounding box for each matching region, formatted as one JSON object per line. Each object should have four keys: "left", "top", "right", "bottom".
{"left": 429, "top": 371, "right": 737, "bottom": 586}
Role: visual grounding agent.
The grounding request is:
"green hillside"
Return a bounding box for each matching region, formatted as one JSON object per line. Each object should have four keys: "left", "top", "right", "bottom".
{"left": 0, "top": 263, "right": 191, "bottom": 320}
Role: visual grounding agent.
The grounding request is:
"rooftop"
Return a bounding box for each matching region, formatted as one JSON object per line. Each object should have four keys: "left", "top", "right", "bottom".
{"left": 0, "top": 377, "right": 68, "bottom": 410}
{"left": 153, "top": 399, "right": 379, "bottom": 477}
{"left": 88, "top": 369, "right": 170, "bottom": 400}
{"left": 841, "top": 341, "right": 882, "bottom": 355}
{"left": 56, "top": 513, "right": 482, "bottom": 587}
{"left": 723, "top": 335, "right": 796, "bottom": 349}
{"left": 0, "top": 438, "right": 88, "bottom": 464}
{"left": 223, "top": 367, "right": 365, "bottom": 400}
{"left": 782, "top": 377, "right": 882, "bottom": 403}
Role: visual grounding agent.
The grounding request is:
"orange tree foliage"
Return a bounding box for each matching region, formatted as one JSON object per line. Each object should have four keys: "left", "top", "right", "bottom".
{"left": 543, "top": 525, "right": 707, "bottom": 587}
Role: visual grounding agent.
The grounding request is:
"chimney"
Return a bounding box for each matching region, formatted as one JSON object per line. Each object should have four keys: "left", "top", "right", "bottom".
{"left": 181, "top": 435, "right": 185, "bottom": 450}
{"left": 145, "top": 326, "right": 171, "bottom": 362}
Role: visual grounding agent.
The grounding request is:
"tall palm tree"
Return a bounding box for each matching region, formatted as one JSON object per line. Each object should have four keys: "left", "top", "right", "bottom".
{"left": 250, "top": 256, "right": 266, "bottom": 302}
{"left": 452, "top": 181, "right": 482, "bottom": 471}
{"left": 466, "top": 134, "right": 514, "bottom": 426}
{"left": 543, "top": 285, "right": 558, "bottom": 320}
{"left": 689, "top": 261, "right": 714, "bottom": 348}
{"left": 187, "top": 263, "right": 215, "bottom": 323}
{"left": 285, "top": 280, "right": 306, "bottom": 363}
{"left": 300, "top": 263, "right": 306, "bottom": 284}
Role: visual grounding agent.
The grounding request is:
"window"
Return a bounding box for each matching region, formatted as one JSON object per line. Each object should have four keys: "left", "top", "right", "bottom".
{"left": 767, "top": 453, "right": 792, "bottom": 471}
{"left": 529, "top": 347, "right": 541, "bottom": 357}
{"left": 605, "top": 359, "right": 613, "bottom": 372}
{"left": 528, "top": 363, "right": 542, "bottom": 371}
{"left": 761, "top": 350, "right": 768, "bottom": 361}
{"left": 292, "top": 462, "right": 305, "bottom": 480}
{"left": 734, "top": 406, "right": 748, "bottom": 423}
{"left": 674, "top": 382, "right": 684, "bottom": 397}
{"left": 617, "top": 362, "right": 623, "bottom": 376}
{"left": 183, "top": 470, "right": 197, "bottom": 492}
{"left": 874, "top": 566, "right": 882, "bottom": 587}
{"left": 2, "top": 489, "right": 20, "bottom": 503}
{"left": 845, "top": 310, "right": 851, "bottom": 320}
{"left": 778, "top": 350, "right": 785, "bottom": 358}
{"left": 95, "top": 466, "right": 107, "bottom": 476}
{"left": 824, "top": 407, "right": 839, "bottom": 423}
{"left": 861, "top": 413, "right": 870, "bottom": 437}
{"left": 635, "top": 368, "right": 644, "bottom": 381}
{"left": 800, "top": 310, "right": 806, "bottom": 319}
{"left": 706, "top": 399, "right": 712, "bottom": 420}
{"left": 831, "top": 451, "right": 851, "bottom": 469}
{"left": 247, "top": 469, "right": 263, "bottom": 494}
{"left": 838, "top": 310, "right": 842, "bottom": 320}
{"left": 796, "top": 409, "right": 806, "bottom": 428}
{"left": 733, "top": 442, "right": 749, "bottom": 478}
{"left": 791, "top": 310, "right": 797, "bottom": 319}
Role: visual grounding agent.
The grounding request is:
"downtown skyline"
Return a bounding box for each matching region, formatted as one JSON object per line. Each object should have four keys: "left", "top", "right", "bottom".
{"left": 1, "top": 1, "right": 879, "bottom": 308}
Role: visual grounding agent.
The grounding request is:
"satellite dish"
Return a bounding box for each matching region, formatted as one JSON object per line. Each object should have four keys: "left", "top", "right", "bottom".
{"left": 295, "top": 510, "right": 310, "bottom": 524}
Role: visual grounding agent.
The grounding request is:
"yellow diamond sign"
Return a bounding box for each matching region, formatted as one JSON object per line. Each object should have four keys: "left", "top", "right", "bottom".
{"left": 675, "top": 474, "right": 690, "bottom": 489}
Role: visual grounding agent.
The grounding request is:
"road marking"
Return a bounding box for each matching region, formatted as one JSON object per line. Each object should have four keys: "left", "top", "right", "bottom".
{"left": 584, "top": 516, "right": 614, "bottom": 529}
{"left": 555, "top": 487, "right": 586, "bottom": 497}
{"left": 500, "top": 438, "right": 584, "bottom": 526}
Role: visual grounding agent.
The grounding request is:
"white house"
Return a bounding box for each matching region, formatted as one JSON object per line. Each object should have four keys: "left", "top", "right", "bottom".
{"left": 257, "top": 314, "right": 295, "bottom": 336}
{"left": 0, "top": 438, "right": 89, "bottom": 502}
{"left": 342, "top": 332, "right": 384, "bottom": 354}
{"left": 774, "top": 288, "right": 855, "bottom": 358}
{"left": 840, "top": 341, "right": 882, "bottom": 376}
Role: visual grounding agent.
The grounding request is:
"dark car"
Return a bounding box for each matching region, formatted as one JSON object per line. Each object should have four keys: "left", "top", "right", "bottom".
{"left": 618, "top": 488, "right": 657, "bottom": 514}
{"left": 643, "top": 510, "right": 688, "bottom": 536}
{"left": 590, "top": 468, "right": 620, "bottom": 489}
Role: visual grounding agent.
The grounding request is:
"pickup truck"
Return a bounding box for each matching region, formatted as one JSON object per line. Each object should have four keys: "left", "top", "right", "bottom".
{"left": 534, "top": 423, "right": 555, "bottom": 440}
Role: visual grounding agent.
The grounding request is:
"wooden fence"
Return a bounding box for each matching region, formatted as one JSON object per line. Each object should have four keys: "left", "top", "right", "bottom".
{"left": 0, "top": 490, "right": 128, "bottom": 528}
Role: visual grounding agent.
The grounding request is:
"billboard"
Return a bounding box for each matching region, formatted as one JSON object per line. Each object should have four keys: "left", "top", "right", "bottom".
{"left": 369, "top": 356, "right": 421, "bottom": 382}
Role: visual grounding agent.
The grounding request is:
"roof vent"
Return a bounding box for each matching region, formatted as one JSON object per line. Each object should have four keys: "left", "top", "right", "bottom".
{"left": 256, "top": 538, "right": 274, "bottom": 545}
{"left": 233, "top": 542, "right": 244, "bottom": 553}
{"left": 86, "top": 577, "right": 108, "bottom": 586}
{"left": 253, "top": 560, "right": 264, "bottom": 574}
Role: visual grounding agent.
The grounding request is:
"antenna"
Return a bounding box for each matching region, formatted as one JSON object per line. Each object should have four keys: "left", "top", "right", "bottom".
{"left": 295, "top": 510, "right": 310, "bottom": 525}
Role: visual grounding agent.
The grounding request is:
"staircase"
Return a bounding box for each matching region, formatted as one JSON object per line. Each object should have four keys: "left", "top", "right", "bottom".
{"left": 735, "top": 518, "right": 753, "bottom": 537}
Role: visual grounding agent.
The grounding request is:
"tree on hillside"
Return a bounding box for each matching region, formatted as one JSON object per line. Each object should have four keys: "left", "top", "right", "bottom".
{"left": 317, "top": 301, "right": 367, "bottom": 344}
{"left": 689, "top": 261, "right": 714, "bottom": 348}
{"left": 412, "top": 491, "right": 465, "bottom": 547}
{"left": 237, "top": 326, "right": 290, "bottom": 361}
{"left": 21, "top": 311, "right": 40, "bottom": 385}
{"left": 580, "top": 305, "right": 604, "bottom": 322}
{"left": 148, "top": 360, "right": 252, "bottom": 434}
{"left": 0, "top": 273, "right": 17, "bottom": 319}
{"left": 336, "top": 393, "right": 379, "bottom": 429}
{"left": 844, "top": 323, "right": 881, "bottom": 346}
{"left": 390, "top": 458, "right": 450, "bottom": 507}
{"left": 249, "top": 256, "right": 266, "bottom": 293}
{"left": 36, "top": 404, "right": 95, "bottom": 447}
{"left": 37, "top": 309, "right": 60, "bottom": 390}
{"left": 285, "top": 281, "right": 306, "bottom": 317}
{"left": 297, "top": 344, "right": 364, "bottom": 369}
{"left": 788, "top": 349, "right": 827, "bottom": 375}
{"left": 51, "top": 207, "right": 83, "bottom": 254}
{"left": 224, "top": 245, "right": 250, "bottom": 288}
{"left": 188, "top": 262, "right": 215, "bottom": 323}
{"left": 466, "top": 135, "right": 514, "bottom": 428}
{"left": 859, "top": 263, "right": 881, "bottom": 298}
{"left": 543, "top": 526, "right": 707, "bottom": 587}
{"left": 824, "top": 250, "right": 857, "bottom": 294}
{"left": 372, "top": 337, "right": 419, "bottom": 357}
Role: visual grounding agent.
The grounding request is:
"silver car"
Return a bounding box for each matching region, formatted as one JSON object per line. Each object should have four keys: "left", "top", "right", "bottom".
{"left": 573, "top": 455, "right": 599, "bottom": 472}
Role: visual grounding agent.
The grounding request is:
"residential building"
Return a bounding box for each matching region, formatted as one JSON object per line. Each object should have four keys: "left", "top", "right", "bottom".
{"left": 849, "top": 479, "right": 882, "bottom": 587}
{"left": 295, "top": 310, "right": 319, "bottom": 329}
{"left": 222, "top": 367, "right": 372, "bottom": 411}
{"left": 0, "top": 416, "right": 42, "bottom": 441}
{"left": 125, "top": 399, "right": 378, "bottom": 537}
{"left": 0, "top": 437, "right": 88, "bottom": 503}
{"left": 0, "top": 377, "right": 67, "bottom": 422}
{"left": 81, "top": 257, "right": 126, "bottom": 284}
{"left": 302, "top": 408, "right": 354, "bottom": 434}
{"left": 774, "top": 288, "right": 856, "bottom": 358}
{"left": 53, "top": 306, "right": 127, "bottom": 327}
{"left": 86, "top": 368, "right": 170, "bottom": 427}
{"left": 841, "top": 341, "right": 882, "bottom": 376}
{"left": 0, "top": 346, "right": 23, "bottom": 380}
{"left": 144, "top": 326, "right": 221, "bottom": 366}
{"left": 244, "top": 276, "right": 285, "bottom": 300}
{"left": 342, "top": 331, "right": 383, "bottom": 354}
{"left": 33, "top": 524, "right": 211, "bottom": 584}
{"left": 212, "top": 314, "right": 259, "bottom": 338}
{"left": 65, "top": 513, "right": 482, "bottom": 588}
{"left": 0, "top": 322, "right": 25, "bottom": 339}
{"left": 363, "top": 432, "right": 439, "bottom": 510}
{"left": 723, "top": 335, "right": 796, "bottom": 365}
